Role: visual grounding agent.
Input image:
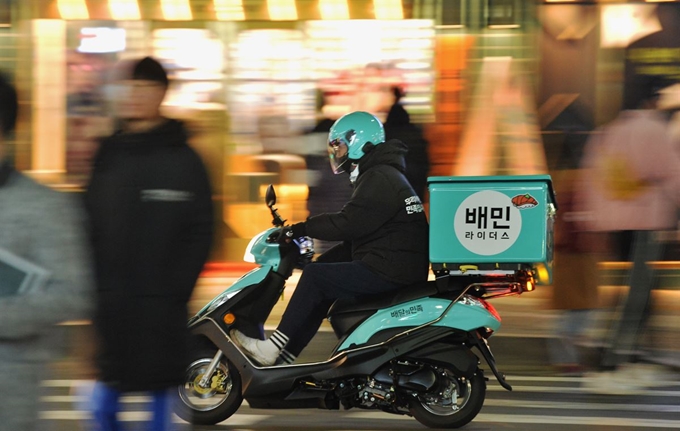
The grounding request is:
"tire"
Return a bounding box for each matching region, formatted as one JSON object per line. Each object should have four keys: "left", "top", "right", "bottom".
{"left": 409, "top": 366, "right": 486, "bottom": 429}
{"left": 173, "top": 349, "right": 243, "bottom": 425}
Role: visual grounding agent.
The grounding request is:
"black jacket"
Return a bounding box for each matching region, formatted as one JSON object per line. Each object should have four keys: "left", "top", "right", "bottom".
{"left": 306, "top": 140, "right": 430, "bottom": 285}
{"left": 84, "top": 119, "right": 213, "bottom": 391}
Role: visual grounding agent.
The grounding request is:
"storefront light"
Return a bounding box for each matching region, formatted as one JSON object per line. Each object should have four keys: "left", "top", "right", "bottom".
{"left": 268, "top": 0, "right": 298, "bottom": 21}
{"left": 319, "top": 0, "right": 349, "bottom": 20}
{"left": 161, "top": 0, "right": 193, "bottom": 21}
{"left": 214, "top": 0, "right": 245, "bottom": 21}
{"left": 78, "top": 28, "right": 126, "bottom": 53}
{"left": 109, "top": 0, "right": 141, "bottom": 20}
{"left": 58, "top": 0, "right": 89, "bottom": 20}
{"left": 600, "top": 4, "right": 661, "bottom": 48}
{"left": 374, "top": 0, "right": 403, "bottom": 20}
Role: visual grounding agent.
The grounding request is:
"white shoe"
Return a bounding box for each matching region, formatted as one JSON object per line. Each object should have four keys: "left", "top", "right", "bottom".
{"left": 230, "top": 330, "right": 278, "bottom": 366}
{"left": 582, "top": 369, "right": 644, "bottom": 395}
{"left": 617, "top": 363, "right": 677, "bottom": 387}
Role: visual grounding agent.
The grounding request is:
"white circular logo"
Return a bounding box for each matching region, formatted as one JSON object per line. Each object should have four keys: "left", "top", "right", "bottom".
{"left": 454, "top": 190, "right": 522, "bottom": 256}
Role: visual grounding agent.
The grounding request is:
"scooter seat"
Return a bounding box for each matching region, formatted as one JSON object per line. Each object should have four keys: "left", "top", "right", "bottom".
{"left": 328, "top": 280, "right": 438, "bottom": 315}
{"left": 327, "top": 277, "right": 476, "bottom": 337}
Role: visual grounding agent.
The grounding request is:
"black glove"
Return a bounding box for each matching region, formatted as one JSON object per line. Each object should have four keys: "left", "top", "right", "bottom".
{"left": 291, "top": 222, "right": 307, "bottom": 239}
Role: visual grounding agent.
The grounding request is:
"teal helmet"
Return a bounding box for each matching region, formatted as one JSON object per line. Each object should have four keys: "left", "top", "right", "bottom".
{"left": 327, "top": 111, "right": 385, "bottom": 174}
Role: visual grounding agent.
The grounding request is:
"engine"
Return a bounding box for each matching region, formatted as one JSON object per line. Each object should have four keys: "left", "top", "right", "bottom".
{"left": 335, "top": 360, "right": 438, "bottom": 411}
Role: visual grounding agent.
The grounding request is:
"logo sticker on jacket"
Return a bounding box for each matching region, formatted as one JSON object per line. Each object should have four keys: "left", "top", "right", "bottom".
{"left": 405, "top": 195, "right": 424, "bottom": 214}
{"left": 141, "top": 189, "right": 194, "bottom": 202}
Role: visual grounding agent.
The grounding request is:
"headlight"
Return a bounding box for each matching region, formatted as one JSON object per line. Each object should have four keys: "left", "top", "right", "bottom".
{"left": 204, "top": 290, "right": 239, "bottom": 315}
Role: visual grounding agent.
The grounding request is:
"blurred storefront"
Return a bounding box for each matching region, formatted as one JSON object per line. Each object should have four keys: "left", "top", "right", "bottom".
{"left": 4, "top": 0, "right": 551, "bottom": 261}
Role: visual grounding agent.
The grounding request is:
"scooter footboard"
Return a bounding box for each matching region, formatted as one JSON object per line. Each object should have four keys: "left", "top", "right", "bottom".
{"left": 404, "top": 342, "right": 478, "bottom": 379}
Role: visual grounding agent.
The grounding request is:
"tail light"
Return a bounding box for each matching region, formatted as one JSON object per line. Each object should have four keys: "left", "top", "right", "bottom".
{"left": 477, "top": 297, "right": 501, "bottom": 322}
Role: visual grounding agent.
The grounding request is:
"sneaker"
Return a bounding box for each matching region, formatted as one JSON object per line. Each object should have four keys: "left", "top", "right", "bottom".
{"left": 581, "top": 369, "right": 644, "bottom": 395}
{"left": 617, "top": 363, "right": 677, "bottom": 387}
{"left": 230, "top": 330, "right": 278, "bottom": 366}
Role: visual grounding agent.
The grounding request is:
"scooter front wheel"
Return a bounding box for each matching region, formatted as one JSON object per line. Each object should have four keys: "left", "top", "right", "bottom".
{"left": 409, "top": 366, "right": 486, "bottom": 429}
{"left": 173, "top": 349, "right": 243, "bottom": 425}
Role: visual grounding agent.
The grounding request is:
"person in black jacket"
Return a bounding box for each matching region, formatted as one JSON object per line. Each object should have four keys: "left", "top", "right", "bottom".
{"left": 384, "top": 86, "right": 431, "bottom": 202}
{"left": 84, "top": 57, "right": 214, "bottom": 430}
{"left": 232, "top": 111, "right": 429, "bottom": 366}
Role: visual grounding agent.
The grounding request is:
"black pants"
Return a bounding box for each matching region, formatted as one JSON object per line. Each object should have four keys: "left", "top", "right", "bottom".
{"left": 277, "top": 261, "right": 399, "bottom": 357}
{"left": 601, "top": 230, "right": 663, "bottom": 369}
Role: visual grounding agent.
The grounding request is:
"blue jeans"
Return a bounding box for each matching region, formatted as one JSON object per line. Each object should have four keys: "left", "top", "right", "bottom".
{"left": 601, "top": 230, "right": 662, "bottom": 368}
{"left": 90, "top": 382, "right": 177, "bottom": 431}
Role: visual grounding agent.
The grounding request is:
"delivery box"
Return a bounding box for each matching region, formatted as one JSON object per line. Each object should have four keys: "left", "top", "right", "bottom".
{"left": 428, "top": 175, "right": 557, "bottom": 284}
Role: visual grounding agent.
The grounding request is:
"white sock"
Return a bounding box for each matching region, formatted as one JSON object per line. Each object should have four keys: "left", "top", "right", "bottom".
{"left": 270, "top": 330, "right": 289, "bottom": 350}
{"left": 278, "top": 349, "right": 297, "bottom": 364}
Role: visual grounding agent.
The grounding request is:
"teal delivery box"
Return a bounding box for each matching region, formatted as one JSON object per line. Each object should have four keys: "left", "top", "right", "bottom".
{"left": 428, "top": 175, "right": 557, "bottom": 284}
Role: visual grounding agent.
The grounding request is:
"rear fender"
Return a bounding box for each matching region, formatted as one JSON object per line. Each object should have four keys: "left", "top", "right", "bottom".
{"left": 337, "top": 298, "right": 500, "bottom": 351}
{"left": 404, "top": 342, "right": 478, "bottom": 378}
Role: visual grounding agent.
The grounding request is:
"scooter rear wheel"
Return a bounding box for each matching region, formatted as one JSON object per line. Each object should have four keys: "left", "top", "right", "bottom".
{"left": 173, "top": 349, "right": 243, "bottom": 425}
{"left": 409, "top": 366, "right": 486, "bottom": 429}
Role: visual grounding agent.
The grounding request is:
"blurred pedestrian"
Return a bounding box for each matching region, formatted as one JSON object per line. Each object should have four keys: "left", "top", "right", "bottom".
{"left": 658, "top": 83, "right": 680, "bottom": 145}
{"left": 302, "top": 91, "right": 352, "bottom": 253}
{"left": 84, "top": 57, "right": 214, "bottom": 430}
{"left": 548, "top": 168, "right": 602, "bottom": 376}
{"left": 384, "top": 86, "right": 430, "bottom": 202}
{"left": 0, "top": 73, "right": 94, "bottom": 430}
{"left": 579, "top": 77, "right": 680, "bottom": 394}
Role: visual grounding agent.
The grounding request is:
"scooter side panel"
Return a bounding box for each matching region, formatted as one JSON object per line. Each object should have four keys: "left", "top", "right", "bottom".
{"left": 192, "top": 266, "right": 273, "bottom": 319}
{"left": 337, "top": 298, "right": 501, "bottom": 351}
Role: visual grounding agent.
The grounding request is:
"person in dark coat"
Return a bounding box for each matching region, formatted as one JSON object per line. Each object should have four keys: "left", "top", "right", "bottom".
{"left": 84, "top": 57, "right": 214, "bottom": 430}
{"left": 384, "top": 86, "right": 431, "bottom": 201}
{"left": 232, "top": 111, "right": 429, "bottom": 366}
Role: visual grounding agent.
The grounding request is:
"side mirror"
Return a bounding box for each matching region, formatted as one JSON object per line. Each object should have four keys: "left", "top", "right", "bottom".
{"left": 265, "top": 184, "right": 277, "bottom": 208}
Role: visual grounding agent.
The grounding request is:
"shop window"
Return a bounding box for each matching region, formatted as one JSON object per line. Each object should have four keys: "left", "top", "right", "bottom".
{"left": 487, "top": 0, "right": 520, "bottom": 28}
{"left": 441, "top": 0, "right": 463, "bottom": 26}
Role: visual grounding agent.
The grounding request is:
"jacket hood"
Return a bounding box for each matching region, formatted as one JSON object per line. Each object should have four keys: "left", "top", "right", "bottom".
{"left": 102, "top": 118, "right": 188, "bottom": 149}
{"left": 358, "top": 139, "right": 408, "bottom": 174}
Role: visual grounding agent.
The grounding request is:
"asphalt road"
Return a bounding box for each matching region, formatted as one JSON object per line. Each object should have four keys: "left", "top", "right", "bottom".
{"left": 39, "top": 372, "right": 680, "bottom": 431}
{"left": 37, "top": 272, "right": 680, "bottom": 431}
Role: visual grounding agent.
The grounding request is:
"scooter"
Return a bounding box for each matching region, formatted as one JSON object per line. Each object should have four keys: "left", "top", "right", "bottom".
{"left": 173, "top": 184, "right": 538, "bottom": 429}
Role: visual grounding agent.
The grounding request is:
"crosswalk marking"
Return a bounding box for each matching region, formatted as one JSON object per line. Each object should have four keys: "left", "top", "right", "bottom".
{"left": 39, "top": 377, "right": 680, "bottom": 429}
{"left": 42, "top": 409, "right": 680, "bottom": 429}
{"left": 350, "top": 411, "right": 680, "bottom": 428}
{"left": 487, "top": 384, "right": 680, "bottom": 396}
{"left": 483, "top": 398, "right": 680, "bottom": 412}
{"left": 41, "top": 394, "right": 680, "bottom": 415}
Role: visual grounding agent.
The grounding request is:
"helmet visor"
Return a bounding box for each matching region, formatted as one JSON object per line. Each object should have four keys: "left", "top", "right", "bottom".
{"left": 328, "top": 138, "right": 349, "bottom": 174}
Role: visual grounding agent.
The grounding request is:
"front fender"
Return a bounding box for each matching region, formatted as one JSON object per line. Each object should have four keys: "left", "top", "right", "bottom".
{"left": 189, "top": 266, "right": 273, "bottom": 326}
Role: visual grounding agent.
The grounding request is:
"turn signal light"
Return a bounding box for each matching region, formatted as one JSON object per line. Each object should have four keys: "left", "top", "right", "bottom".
{"left": 525, "top": 280, "right": 534, "bottom": 292}
{"left": 223, "top": 313, "right": 236, "bottom": 325}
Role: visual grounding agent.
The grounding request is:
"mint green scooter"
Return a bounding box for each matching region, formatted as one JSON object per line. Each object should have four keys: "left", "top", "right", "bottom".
{"left": 174, "top": 175, "right": 556, "bottom": 429}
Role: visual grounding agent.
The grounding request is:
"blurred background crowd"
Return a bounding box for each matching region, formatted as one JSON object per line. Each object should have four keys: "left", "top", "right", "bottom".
{"left": 2, "top": 0, "right": 680, "bottom": 386}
